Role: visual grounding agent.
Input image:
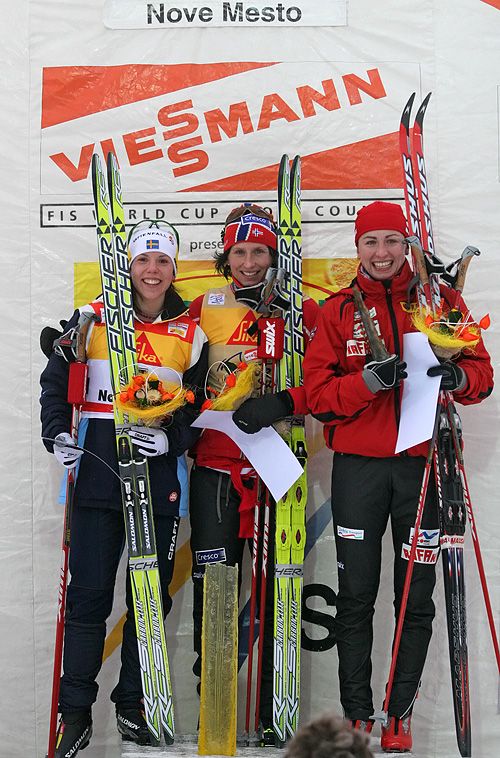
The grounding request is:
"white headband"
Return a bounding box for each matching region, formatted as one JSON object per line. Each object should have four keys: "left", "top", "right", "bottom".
{"left": 128, "top": 226, "right": 178, "bottom": 273}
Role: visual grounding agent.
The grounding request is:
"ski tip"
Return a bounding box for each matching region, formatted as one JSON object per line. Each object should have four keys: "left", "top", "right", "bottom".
{"left": 415, "top": 92, "right": 432, "bottom": 126}
{"left": 401, "top": 92, "right": 416, "bottom": 126}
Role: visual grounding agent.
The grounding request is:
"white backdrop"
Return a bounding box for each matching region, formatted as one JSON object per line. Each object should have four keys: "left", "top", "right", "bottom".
{"left": 1, "top": 1, "right": 500, "bottom": 756}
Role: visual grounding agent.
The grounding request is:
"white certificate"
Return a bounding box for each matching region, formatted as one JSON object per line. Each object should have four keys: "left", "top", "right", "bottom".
{"left": 192, "top": 411, "right": 303, "bottom": 501}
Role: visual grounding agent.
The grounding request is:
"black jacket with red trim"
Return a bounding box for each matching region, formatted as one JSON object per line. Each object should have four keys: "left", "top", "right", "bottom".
{"left": 303, "top": 260, "right": 493, "bottom": 457}
{"left": 40, "top": 288, "right": 208, "bottom": 515}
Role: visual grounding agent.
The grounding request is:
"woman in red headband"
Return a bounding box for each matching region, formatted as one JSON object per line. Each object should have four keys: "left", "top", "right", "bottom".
{"left": 188, "top": 203, "right": 318, "bottom": 743}
{"left": 303, "top": 201, "right": 493, "bottom": 752}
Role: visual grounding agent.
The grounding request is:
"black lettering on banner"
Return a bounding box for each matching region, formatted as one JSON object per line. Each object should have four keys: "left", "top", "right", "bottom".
{"left": 301, "top": 583, "right": 337, "bottom": 652}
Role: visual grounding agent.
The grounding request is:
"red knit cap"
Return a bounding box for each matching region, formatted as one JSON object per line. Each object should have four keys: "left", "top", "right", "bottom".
{"left": 354, "top": 201, "right": 408, "bottom": 244}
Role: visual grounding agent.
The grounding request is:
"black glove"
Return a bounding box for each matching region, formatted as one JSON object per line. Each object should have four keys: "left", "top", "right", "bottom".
{"left": 427, "top": 361, "right": 466, "bottom": 392}
{"left": 40, "top": 320, "right": 67, "bottom": 358}
{"left": 362, "top": 354, "right": 407, "bottom": 392}
{"left": 232, "top": 390, "right": 294, "bottom": 434}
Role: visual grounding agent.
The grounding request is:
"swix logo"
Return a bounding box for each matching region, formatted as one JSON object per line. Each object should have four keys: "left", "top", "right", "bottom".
{"left": 416, "top": 154, "right": 434, "bottom": 253}
{"left": 264, "top": 319, "right": 276, "bottom": 355}
{"left": 227, "top": 311, "right": 259, "bottom": 344}
{"left": 47, "top": 66, "right": 387, "bottom": 184}
{"left": 136, "top": 333, "right": 161, "bottom": 365}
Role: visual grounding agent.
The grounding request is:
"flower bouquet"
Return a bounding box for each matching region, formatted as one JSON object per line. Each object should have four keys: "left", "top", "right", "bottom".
{"left": 201, "top": 360, "right": 260, "bottom": 412}
{"left": 116, "top": 371, "right": 195, "bottom": 426}
{"left": 410, "top": 302, "right": 490, "bottom": 360}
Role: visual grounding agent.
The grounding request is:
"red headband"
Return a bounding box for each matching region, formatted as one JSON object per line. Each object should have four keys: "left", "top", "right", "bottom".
{"left": 223, "top": 213, "right": 277, "bottom": 252}
{"left": 355, "top": 201, "right": 408, "bottom": 244}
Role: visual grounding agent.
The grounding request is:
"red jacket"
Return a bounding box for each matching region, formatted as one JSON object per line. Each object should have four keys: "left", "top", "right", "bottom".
{"left": 303, "top": 261, "right": 493, "bottom": 457}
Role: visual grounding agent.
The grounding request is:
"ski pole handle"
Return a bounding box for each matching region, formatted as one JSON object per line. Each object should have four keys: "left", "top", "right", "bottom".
{"left": 455, "top": 246, "right": 480, "bottom": 293}
{"left": 352, "top": 287, "right": 390, "bottom": 363}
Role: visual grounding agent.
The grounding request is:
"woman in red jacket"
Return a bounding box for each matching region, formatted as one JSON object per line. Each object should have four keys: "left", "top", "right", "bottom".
{"left": 303, "top": 201, "right": 493, "bottom": 753}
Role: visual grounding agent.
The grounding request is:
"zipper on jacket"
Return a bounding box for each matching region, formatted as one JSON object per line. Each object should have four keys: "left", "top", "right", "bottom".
{"left": 384, "top": 283, "right": 402, "bottom": 432}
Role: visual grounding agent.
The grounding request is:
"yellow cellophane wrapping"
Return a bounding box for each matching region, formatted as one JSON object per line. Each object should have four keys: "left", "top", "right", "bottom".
{"left": 410, "top": 306, "right": 480, "bottom": 359}
{"left": 115, "top": 380, "right": 189, "bottom": 427}
{"left": 208, "top": 361, "right": 260, "bottom": 411}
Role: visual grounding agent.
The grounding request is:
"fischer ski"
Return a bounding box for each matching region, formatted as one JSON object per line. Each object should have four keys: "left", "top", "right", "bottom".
{"left": 272, "top": 154, "right": 307, "bottom": 744}
{"left": 91, "top": 152, "right": 174, "bottom": 745}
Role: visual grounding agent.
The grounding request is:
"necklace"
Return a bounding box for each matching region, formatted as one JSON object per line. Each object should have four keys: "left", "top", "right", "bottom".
{"left": 135, "top": 307, "right": 162, "bottom": 321}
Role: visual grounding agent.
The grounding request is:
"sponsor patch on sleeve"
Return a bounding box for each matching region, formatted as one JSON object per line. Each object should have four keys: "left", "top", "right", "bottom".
{"left": 208, "top": 293, "right": 225, "bottom": 306}
{"left": 401, "top": 544, "right": 439, "bottom": 564}
{"left": 337, "top": 525, "right": 364, "bottom": 540}
{"left": 195, "top": 547, "right": 227, "bottom": 565}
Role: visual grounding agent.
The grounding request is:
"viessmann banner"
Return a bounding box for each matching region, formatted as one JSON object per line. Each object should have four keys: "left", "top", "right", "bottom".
{"left": 103, "top": 0, "right": 347, "bottom": 28}
{"left": 40, "top": 60, "right": 420, "bottom": 196}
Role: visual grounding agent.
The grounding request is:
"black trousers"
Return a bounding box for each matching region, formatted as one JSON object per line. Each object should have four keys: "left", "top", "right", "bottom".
{"left": 331, "top": 453, "right": 439, "bottom": 720}
{"left": 189, "top": 465, "right": 275, "bottom": 723}
{"left": 59, "top": 504, "right": 179, "bottom": 712}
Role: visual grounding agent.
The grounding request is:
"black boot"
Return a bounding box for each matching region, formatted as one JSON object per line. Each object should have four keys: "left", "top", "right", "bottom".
{"left": 55, "top": 710, "right": 92, "bottom": 757}
{"left": 259, "top": 720, "right": 281, "bottom": 748}
{"left": 116, "top": 706, "right": 152, "bottom": 745}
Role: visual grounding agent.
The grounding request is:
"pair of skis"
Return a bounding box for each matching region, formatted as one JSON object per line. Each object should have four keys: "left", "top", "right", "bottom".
{"left": 91, "top": 152, "right": 174, "bottom": 745}
{"left": 273, "top": 154, "right": 307, "bottom": 744}
{"left": 381, "top": 93, "right": 500, "bottom": 757}
{"left": 243, "top": 156, "right": 306, "bottom": 746}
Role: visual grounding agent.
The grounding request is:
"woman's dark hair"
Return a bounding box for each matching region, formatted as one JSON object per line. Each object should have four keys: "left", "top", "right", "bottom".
{"left": 214, "top": 204, "right": 278, "bottom": 279}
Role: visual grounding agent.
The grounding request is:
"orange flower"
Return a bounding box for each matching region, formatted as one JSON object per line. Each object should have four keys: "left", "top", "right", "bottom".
{"left": 201, "top": 398, "right": 213, "bottom": 411}
{"left": 225, "top": 374, "right": 237, "bottom": 388}
{"left": 185, "top": 390, "right": 195, "bottom": 404}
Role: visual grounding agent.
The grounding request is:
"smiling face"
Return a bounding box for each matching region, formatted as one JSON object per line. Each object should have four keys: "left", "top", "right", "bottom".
{"left": 131, "top": 252, "right": 175, "bottom": 313}
{"left": 356, "top": 230, "right": 407, "bottom": 280}
{"left": 227, "top": 241, "right": 273, "bottom": 287}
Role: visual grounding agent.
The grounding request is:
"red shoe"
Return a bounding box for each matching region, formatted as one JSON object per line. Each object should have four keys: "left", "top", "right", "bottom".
{"left": 381, "top": 715, "right": 412, "bottom": 752}
{"left": 351, "top": 719, "right": 374, "bottom": 733}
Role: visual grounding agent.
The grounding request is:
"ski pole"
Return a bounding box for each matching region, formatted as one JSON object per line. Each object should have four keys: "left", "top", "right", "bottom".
{"left": 245, "top": 484, "right": 263, "bottom": 739}
{"left": 47, "top": 312, "right": 95, "bottom": 758}
{"left": 254, "top": 489, "right": 271, "bottom": 732}
{"left": 381, "top": 411, "right": 439, "bottom": 722}
{"left": 446, "top": 395, "right": 500, "bottom": 675}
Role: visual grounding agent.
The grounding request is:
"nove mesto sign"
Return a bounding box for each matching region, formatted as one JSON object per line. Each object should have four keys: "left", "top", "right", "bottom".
{"left": 103, "top": 1, "right": 347, "bottom": 28}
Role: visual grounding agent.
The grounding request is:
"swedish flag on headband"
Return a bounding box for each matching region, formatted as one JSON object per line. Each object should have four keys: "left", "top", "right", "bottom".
{"left": 146, "top": 239, "right": 160, "bottom": 250}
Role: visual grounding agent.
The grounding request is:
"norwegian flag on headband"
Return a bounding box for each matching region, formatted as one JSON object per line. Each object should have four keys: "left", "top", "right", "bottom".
{"left": 223, "top": 213, "right": 277, "bottom": 252}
